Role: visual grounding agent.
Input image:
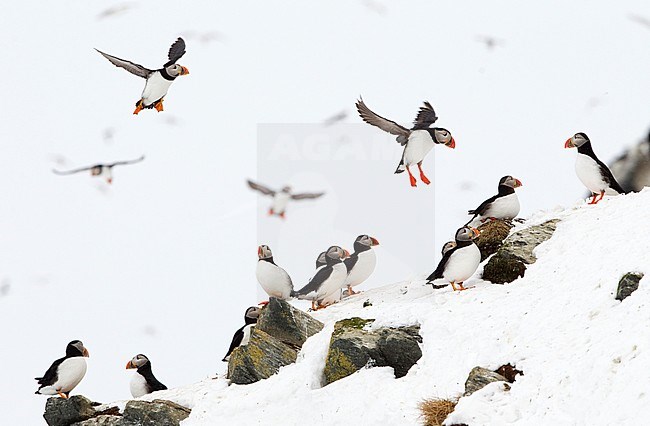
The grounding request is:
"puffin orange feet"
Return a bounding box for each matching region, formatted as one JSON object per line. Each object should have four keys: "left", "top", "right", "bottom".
{"left": 406, "top": 166, "right": 417, "bottom": 187}
{"left": 347, "top": 285, "right": 359, "bottom": 295}
{"left": 154, "top": 100, "right": 164, "bottom": 112}
{"left": 133, "top": 100, "right": 143, "bottom": 115}
{"left": 57, "top": 391, "right": 68, "bottom": 399}
{"left": 417, "top": 163, "right": 431, "bottom": 185}
{"left": 279, "top": 212, "right": 286, "bottom": 219}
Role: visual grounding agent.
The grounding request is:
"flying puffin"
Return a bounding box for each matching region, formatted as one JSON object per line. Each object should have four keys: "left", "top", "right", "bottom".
{"left": 256, "top": 245, "right": 294, "bottom": 300}
{"left": 96, "top": 38, "right": 189, "bottom": 114}
{"left": 247, "top": 180, "right": 325, "bottom": 218}
{"left": 35, "top": 340, "right": 89, "bottom": 398}
{"left": 441, "top": 241, "right": 457, "bottom": 255}
{"left": 565, "top": 133, "right": 628, "bottom": 204}
{"left": 222, "top": 304, "right": 264, "bottom": 362}
{"left": 427, "top": 227, "right": 481, "bottom": 291}
{"left": 294, "top": 246, "right": 350, "bottom": 310}
{"left": 52, "top": 155, "right": 145, "bottom": 184}
{"left": 466, "top": 175, "right": 522, "bottom": 227}
{"left": 356, "top": 98, "right": 455, "bottom": 187}
{"left": 343, "top": 235, "right": 379, "bottom": 295}
{"left": 126, "top": 354, "right": 167, "bottom": 398}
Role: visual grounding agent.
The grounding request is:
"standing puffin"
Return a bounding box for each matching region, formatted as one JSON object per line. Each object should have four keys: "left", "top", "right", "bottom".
{"left": 35, "top": 340, "right": 89, "bottom": 398}
{"left": 343, "top": 235, "right": 380, "bottom": 295}
{"left": 222, "top": 305, "right": 264, "bottom": 362}
{"left": 96, "top": 38, "right": 189, "bottom": 114}
{"left": 52, "top": 155, "right": 145, "bottom": 184}
{"left": 427, "top": 227, "right": 481, "bottom": 291}
{"left": 314, "top": 251, "right": 340, "bottom": 308}
{"left": 294, "top": 246, "right": 350, "bottom": 310}
{"left": 126, "top": 354, "right": 167, "bottom": 398}
{"left": 466, "top": 175, "right": 522, "bottom": 227}
{"left": 565, "top": 133, "right": 627, "bottom": 204}
{"left": 247, "top": 180, "right": 325, "bottom": 218}
{"left": 356, "top": 98, "right": 455, "bottom": 187}
{"left": 256, "top": 245, "right": 294, "bottom": 300}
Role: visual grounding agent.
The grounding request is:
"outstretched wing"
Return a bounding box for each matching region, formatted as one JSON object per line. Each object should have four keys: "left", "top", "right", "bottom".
{"left": 247, "top": 180, "right": 276, "bottom": 196}
{"left": 412, "top": 101, "right": 438, "bottom": 130}
{"left": 356, "top": 97, "right": 410, "bottom": 145}
{"left": 95, "top": 49, "right": 152, "bottom": 79}
{"left": 108, "top": 155, "right": 145, "bottom": 168}
{"left": 165, "top": 38, "right": 186, "bottom": 66}
{"left": 291, "top": 192, "right": 324, "bottom": 200}
{"left": 52, "top": 165, "right": 95, "bottom": 175}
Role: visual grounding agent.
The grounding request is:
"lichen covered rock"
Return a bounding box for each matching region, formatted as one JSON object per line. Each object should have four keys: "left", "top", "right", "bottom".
{"left": 616, "top": 272, "right": 644, "bottom": 301}
{"left": 475, "top": 220, "right": 513, "bottom": 261}
{"left": 44, "top": 396, "right": 96, "bottom": 426}
{"left": 463, "top": 366, "right": 508, "bottom": 396}
{"left": 256, "top": 297, "right": 324, "bottom": 348}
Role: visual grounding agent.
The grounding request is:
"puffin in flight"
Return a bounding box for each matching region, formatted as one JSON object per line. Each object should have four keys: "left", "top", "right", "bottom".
{"left": 466, "top": 175, "right": 522, "bottom": 227}
{"left": 126, "top": 354, "right": 168, "bottom": 398}
{"left": 247, "top": 180, "right": 325, "bottom": 218}
{"left": 96, "top": 38, "right": 189, "bottom": 114}
{"left": 35, "top": 340, "right": 90, "bottom": 398}
{"left": 52, "top": 155, "right": 145, "bottom": 184}
{"left": 427, "top": 227, "right": 481, "bottom": 291}
{"left": 294, "top": 246, "right": 349, "bottom": 310}
{"left": 256, "top": 245, "right": 294, "bottom": 300}
{"left": 356, "top": 98, "right": 455, "bottom": 187}
{"left": 222, "top": 304, "right": 264, "bottom": 362}
{"left": 343, "top": 235, "right": 379, "bottom": 295}
{"left": 565, "top": 133, "right": 627, "bottom": 204}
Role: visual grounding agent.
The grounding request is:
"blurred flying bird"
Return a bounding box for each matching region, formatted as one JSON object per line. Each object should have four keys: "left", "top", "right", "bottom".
{"left": 247, "top": 179, "right": 325, "bottom": 218}
{"left": 53, "top": 155, "right": 145, "bottom": 184}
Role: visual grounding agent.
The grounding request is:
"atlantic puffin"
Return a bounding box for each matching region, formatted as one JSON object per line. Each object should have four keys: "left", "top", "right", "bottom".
{"left": 294, "top": 246, "right": 350, "bottom": 310}
{"left": 466, "top": 176, "right": 522, "bottom": 227}
{"left": 565, "top": 133, "right": 627, "bottom": 204}
{"left": 126, "top": 354, "right": 167, "bottom": 398}
{"left": 35, "top": 340, "right": 89, "bottom": 398}
{"left": 52, "top": 155, "right": 145, "bottom": 184}
{"left": 314, "top": 251, "right": 340, "bottom": 308}
{"left": 96, "top": 38, "right": 189, "bottom": 114}
{"left": 247, "top": 180, "right": 325, "bottom": 218}
{"left": 222, "top": 305, "right": 264, "bottom": 362}
{"left": 343, "top": 235, "right": 379, "bottom": 295}
{"left": 256, "top": 245, "right": 293, "bottom": 299}
{"left": 427, "top": 227, "right": 481, "bottom": 291}
{"left": 441, "top": 241, "right": 457, "bottom": 255}
{"left": 356, "top": 98, "right": 455, "bottom": 187}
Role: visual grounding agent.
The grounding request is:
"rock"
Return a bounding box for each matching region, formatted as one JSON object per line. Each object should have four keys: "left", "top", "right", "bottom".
{"left": 482, "top": 219, "right": 559, "bottom": 284}
{"left": 120, "top": 400, "right": 190, "bottom": 426}
{"left": 44, "top": 396, "right": 96, "bottom": 426}
{"left": 464, "top": 366, "right": 508, "bottom": 396}
{"left": 475, "top": 220, "right": 513, "bottom": 261}
{"left": 72, "top": 415, "right": 121, "bottom": 426}
{"left": 323, "top": 318, "right": 422, "bottom": 385}
{"left": 609, "top": 132, "right": 650, "bottom": 192}
{"left": 227, "top": 327, "right": 298, "bottom": 385}
{"left": 616, "top": 272, "right": 644, "bottom": 301}
{"left": 256, "top": 297, "right": 324, "bottom": 348}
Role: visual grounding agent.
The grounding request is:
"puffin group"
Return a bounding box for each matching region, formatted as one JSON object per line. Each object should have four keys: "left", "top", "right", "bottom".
{"left": 36, "top": 36, "right": 637, "bottom": 402}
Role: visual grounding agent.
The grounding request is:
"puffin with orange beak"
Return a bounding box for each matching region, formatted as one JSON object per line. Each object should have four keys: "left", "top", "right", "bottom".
{"left": 256, "top": 245, "right": 294, "bottom": 300}
{"left": 565, "top": 132, "right": 627, "bottom": 204}
{"left": 52, "top": 155, "right": 145, "bottom": 184}
{"left": 35, "top": 340, "right": 89, "bottom": 398}
{"left": 356, "top": 98, "right": 455, "bottom": 187}
{"left": 126, "top": 354, "right": 167, "bottom": 398}
{"left": 466, "top": 175, "right": 522, "bottom": 227}
{"left": 427, "top": 227, "right": 481, "bottom": 291}
{"left": 294, "top": 246, "right": 350, "bottom": 310}
{"left": 343, "top": 235, "right": 380, "bottom": 295}
{"left": 96, "top": 38, "right": 189, "bottom": 114}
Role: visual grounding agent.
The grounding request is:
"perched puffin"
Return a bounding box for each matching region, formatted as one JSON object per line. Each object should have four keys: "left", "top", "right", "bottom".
{"left": 427, "top": 227, "right": 481, "bottom": 291}
{"left": 565, "top": 133, "right": 627, "bottom": 204}
{"left": 314, "top": 251, "right": 340, "bottom": 308}
{"left": 52, "top": 155, "right": 145, "bottom": 184}
{"left": 256, "top": 245, "right": 293, "bottom": 300}
{"left": 222, "top": 305, "right": 264, "bottom": 362}
{"left": 294, "top": 246, "right": 350, "bottom": 310}
{"left": 247, "top": 180, "right": 325, "bottom": 218}
{"left": 441, "top": 241, "right": 457, "bottom": 255}
{"left": 126, "top": 354, "right": 167, "bottom": 398}
{"left": 96, "top": 38, "right": 189, "bottom": 114}
{"left": 466, "top": 175, "right": 522, "bottom": 227}
{"left": 343, "top": 235, "right": 380, "bottom": 295}
{"left": 356, "top": 98, "right": 455, "bottom": 187}
{"left": 35, "top": 340, "right": 89, "bottom": 398}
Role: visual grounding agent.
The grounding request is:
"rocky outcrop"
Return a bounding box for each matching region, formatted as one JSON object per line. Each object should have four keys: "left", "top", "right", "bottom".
{"left": 323, "top": 318, "right": 422, "bottom": 385}
{"left": 475, "top": 220, "right": 513, "bottom": 261}
{"left": 463, "top": 367, "right": 508, "bottom": 397}
{"left": 43, "top": 397, "right": 189, "bottom": 426}
{"left": 227, "top": 298, "right": 324, "bottom": 385}
{"left": 482, "top": 219, "right": 559, "bottom": 284}
{"left": 609, "top": 131, "right": 650, "bottom": 192}
{"left": 616, "top": 272, "right": 644, "bottom": 301}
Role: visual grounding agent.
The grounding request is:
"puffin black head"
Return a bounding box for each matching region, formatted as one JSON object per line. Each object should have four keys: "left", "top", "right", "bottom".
{"left": 165, "top": 63, "right": 189, "bottom": 77}
{"left": 126, "top": 354, "right": 150, "bottom": 370}
{"left": 66, "top": 340, "right": 90, "bottom": 358}
{"left": 455, "top": 226, "right": 480, "bottom": 242}
{"left": 441, "top": 241, "right": 457, "bottom": 255}
{"left": 565, "top": 132, "right": 590, "bottom": 149}
{"left": 498, "top": 175, "right": 522, "bottom": 189}
{"left": 315, "top": 251, "right": 327, "bottom": 269}
{"left": 281, "top": 186, "right": 292, "bottom": 193}
{"left": 353, "top": 235, "right": 380, "bottom": 251}
{"left": 257, "top": 245, "right": 273, "bottom": 260}
{"left": 432, "top": 128, "right": 455, "bottom": 149}
{"left": 244, "top": 305, "right": 262, "bottom": 324}
{"left": 325, "top": 246, "right": 350, "bottom": 265}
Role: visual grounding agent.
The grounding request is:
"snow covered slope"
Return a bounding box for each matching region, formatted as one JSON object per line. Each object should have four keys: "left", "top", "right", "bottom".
{"left": 134, "top": 190, "right": 650, "bottom": 425}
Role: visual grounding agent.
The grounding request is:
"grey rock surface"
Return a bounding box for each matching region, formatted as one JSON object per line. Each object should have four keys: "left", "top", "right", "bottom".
{"left": 616, "top": 272, "right": 644, "bottom": 301}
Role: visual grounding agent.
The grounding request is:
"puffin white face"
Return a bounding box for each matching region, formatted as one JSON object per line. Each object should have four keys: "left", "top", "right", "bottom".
{"left": 356, "top": 235, "right": 380, "bottom": 247}
{"left": 455, "top": 226, "right": 480, "bottom": 242}
{"left": 499, "top": 175, "right": 522, "bottom": 189}
{"left": 565, "top": 132, "right": 589, "bottom": 149}
{"left": 166, "top": 64, "right": 190, "bottom": 77}
{"left": 316, "top": 251, "right": 327, "bottom": 267}
{"left": 434, "top": 128, "right": 456, "bottom": 149}
{"left": 69, "top": 340, "right": 90, "bottom": 357}
{"left": 326, "top": 246, "right": 350, "bottom": 262}
{"left": 126, "top": 354, "right": 149, "bottom": 369}
{"left": 245, "top": 306, "right": 262, "bottom": 320}
{"left": 442, "top": 241, "right": 457, "bottom": 255}
{"left": 257, "top": 245, "right": 273, "bottom": 260}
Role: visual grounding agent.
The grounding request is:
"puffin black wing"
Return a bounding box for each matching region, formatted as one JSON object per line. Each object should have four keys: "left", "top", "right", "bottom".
{"left": 291, "top": 192, "right": 325, "bottom": 200}
{"left": 344, "top": 253, "right": 360, "bottom": 273}
{"left": 222, "top": 325, "right": 245, "bottom": 361}
{"left": 411, "top": 101, "right": 438, "bottom": 130}
{"left": 247, "top": 180, "right": 276, "bottom": 196}
{"left": 426, "top": 248, "right": 456, "bottom": 282}
{"left": 165, "top": 38, "right": 186, "bottom": 67}
{"left": 596, "top": 158, "right": 628, "bottom": 194}
{"left": 95, "top": 49, "right": 153, "bottom": 79}
{"left": 295, "top": 266, "right": 334, "bottom": 297}
{"left": 108, "top": 155, "right": 145, "bottom": 168}
{"left": 356, "top": 98, "right": 410, "bottom": 145}
{"left": 468, "top": 194, "right": 499, "bottom": 216}
{"left": 52, "top": 165, "right": 96, "bottom": 175}
{"left": 35, "top": 357, "right": 65, "bottom": 388}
